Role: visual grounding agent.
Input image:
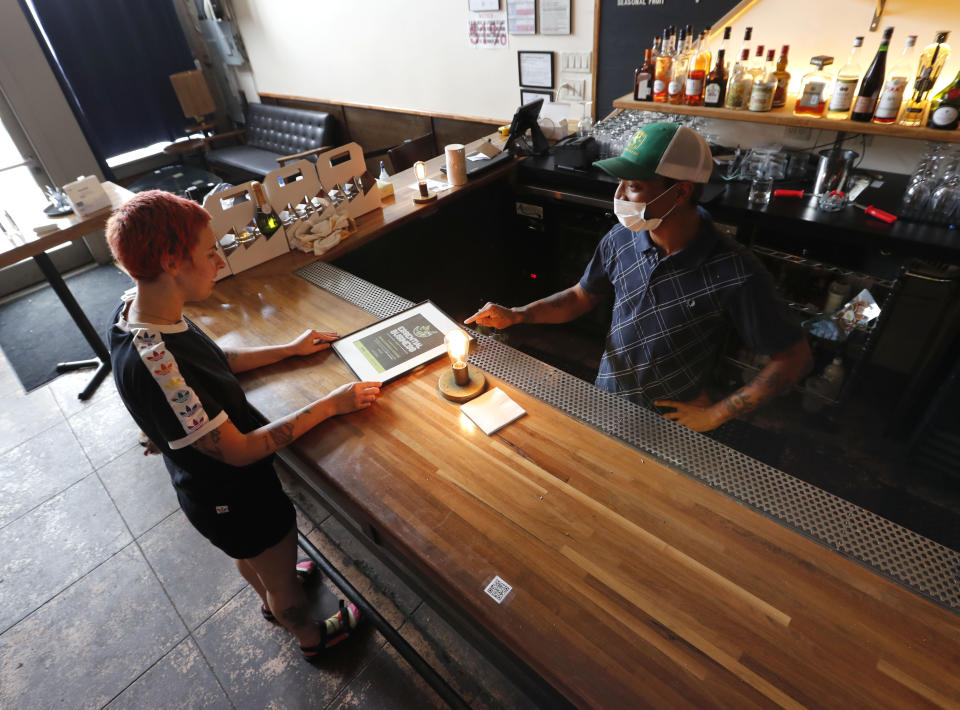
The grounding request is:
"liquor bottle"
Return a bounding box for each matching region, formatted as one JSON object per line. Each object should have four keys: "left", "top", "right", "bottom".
{"left": 699, "top": 29, "right": 712, "bottom": 76}
{"left": 704, "top": 49, "right": 727, "bottom": 107}
{"left": 794, "top": 56, "right": 834, "bottom": 117}
{"left": 772, "top": 45, "right": 791, "bottom": 108}
{"left": 684, "top": 32, "right": 711, "bottom": 105}
{"left": 749, "top": 44, "right": 767, "bottom": 79}
{"left": 827, "top": 37, "right": 863, "bottom": 119}
{"left": 873, "top": 35, "right": 917, "bottom": 124}
{"left": 634, "top": 49, "right": 655, "bottom": 101}
{"left": 653, "top": 28, "right": 673, "bottom": 103}
{"left": 251, "top": 182, "right": 280, "bottom": 238}
{"left": 899, "top": 32, "right": 952, "bottom": 126}
{"left": 851, "top": 27, "right": 895, "bottom": 121}
{"left": 718, "top": 26, "right": 732, "bottom": 69}
{"left": 927, "top": 68, "right": 960, "bottom": 130}
{"left": 724, "top": 49, "right": 754, "bottom": 110}
{"left": 737, "top": 26, "right": 753, "bottom": 65}
{"left": 748, "top": 49, "right": 777, "bottom": 112}
{"left": 651, "top": 34, "right": 662, "bottom": 62}
{"left": 668, "top": 27, "right": 688, "bottom": 104}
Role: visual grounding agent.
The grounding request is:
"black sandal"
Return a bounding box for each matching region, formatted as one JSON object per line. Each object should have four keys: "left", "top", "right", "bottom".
{"left": 300, "top": 600, "right": 361, "bottom": 662}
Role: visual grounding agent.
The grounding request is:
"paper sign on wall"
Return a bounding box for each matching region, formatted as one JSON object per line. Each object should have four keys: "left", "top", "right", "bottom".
{"left": 507, "top": 0, "right": 536, "bottom": 34}
{"left": 468, "top": 12, "right": 508, "bottom": 48}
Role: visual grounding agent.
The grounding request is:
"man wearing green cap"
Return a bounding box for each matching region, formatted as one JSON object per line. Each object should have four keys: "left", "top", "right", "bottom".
{"left": 466, "top": 122, "right": 812, "bottom": 432}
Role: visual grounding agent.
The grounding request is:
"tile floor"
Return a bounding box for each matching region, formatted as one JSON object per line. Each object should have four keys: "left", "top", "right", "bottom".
{"left": 0, "top": 351, "right": 534, "bottom": 710}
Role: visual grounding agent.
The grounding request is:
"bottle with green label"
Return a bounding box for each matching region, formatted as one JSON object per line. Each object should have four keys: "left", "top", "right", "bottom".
{"left": 927, "top": 68, "right": 960, "bottom": 130}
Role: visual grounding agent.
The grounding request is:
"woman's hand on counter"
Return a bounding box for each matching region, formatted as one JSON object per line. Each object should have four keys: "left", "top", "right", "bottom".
{"left": 324, "top": 381, "right": 382, "bottom": 415}
{"left": 464, "top": 303, "right": 522, "bottom": 329}
{"left": 286, "top": 328, "right": 339, "bottom": 357}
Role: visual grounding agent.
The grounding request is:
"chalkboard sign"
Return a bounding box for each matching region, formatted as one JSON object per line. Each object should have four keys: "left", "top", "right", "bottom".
{"left": 595, "top": 0, "right": 742, "bottom": 118}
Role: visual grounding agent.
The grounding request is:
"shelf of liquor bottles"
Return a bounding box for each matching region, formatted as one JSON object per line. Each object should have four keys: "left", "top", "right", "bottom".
{"left": 612, "top": 93, "right": 960, "bottom": 144}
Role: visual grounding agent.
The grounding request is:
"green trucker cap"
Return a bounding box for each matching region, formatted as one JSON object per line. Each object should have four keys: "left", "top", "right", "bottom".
{"left": 593, "top": 122, "right": 713, "bottom": 183}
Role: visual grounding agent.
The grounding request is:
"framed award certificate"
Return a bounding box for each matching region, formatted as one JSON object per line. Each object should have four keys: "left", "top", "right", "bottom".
{"left": 331, "top": 301, "right": 465, "bottom": 383}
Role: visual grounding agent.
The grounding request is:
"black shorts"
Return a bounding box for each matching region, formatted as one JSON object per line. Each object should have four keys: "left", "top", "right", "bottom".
{"left": 175, "top": 467, "right": 296, "bottom": 559}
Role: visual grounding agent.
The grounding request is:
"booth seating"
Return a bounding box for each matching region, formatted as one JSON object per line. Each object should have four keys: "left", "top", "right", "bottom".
{"left": 205, "top": 103, "right": 338, "bottom": 181}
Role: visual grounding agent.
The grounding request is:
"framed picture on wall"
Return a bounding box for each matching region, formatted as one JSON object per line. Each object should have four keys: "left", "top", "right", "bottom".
{"left": 538, "top": 0, "right": 571, "bottom": 35}
{"left": 468, "top": 0, "right": 500, "bottom": 10}
{"left": 521, "top": 88, "right": 553, "bottom": 106}
{"left": 507, "top": 0, "right": 536, "bottom": 34}
{"left": 518, "top": 51, "right": 554, "bottom": 89}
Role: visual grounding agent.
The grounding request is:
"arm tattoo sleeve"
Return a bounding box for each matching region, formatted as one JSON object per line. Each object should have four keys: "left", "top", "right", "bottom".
{"left": 193, "top": 428, "right": 226, "bottom": 461}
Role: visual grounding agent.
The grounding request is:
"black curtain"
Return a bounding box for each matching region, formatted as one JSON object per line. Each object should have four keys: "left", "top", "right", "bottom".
{"left": 24, "top": 0, "right": 196, "bottom": 160}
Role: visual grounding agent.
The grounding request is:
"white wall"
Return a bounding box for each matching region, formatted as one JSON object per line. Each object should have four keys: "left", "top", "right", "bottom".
{"left": 230, "top": 0, "right": 596, "bottom": 123}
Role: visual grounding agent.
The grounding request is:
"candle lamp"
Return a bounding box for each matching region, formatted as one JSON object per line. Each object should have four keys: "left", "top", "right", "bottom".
{"left": 438, "top": 328, "right": 486, "bottom": 403}
{"left": 412, "top": 160, "right": 437, "bottom": 204}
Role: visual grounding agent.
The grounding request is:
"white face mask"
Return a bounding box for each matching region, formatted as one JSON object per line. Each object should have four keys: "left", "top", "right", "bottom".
{"left": 613, "top": 184, "right": 678, "bottom": 232}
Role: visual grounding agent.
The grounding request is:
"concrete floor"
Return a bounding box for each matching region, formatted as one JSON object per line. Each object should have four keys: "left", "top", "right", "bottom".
{"left": 0, "top": 350, "right": 533, "bottom": 710}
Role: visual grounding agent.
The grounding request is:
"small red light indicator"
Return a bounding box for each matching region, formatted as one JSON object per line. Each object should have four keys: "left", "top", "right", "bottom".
{"left": 529, "top": 273, "right": 537, "bottom": 279}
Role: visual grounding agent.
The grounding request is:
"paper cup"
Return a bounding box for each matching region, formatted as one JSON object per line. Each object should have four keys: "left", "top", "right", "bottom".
{"left": 445, "top": 143, "right": 467, "bottom": 187}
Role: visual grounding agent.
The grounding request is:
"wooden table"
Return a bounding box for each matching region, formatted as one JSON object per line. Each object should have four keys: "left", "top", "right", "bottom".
{"left": 0, "top": 182, "right": 133, "bottom": 399}
{"left": 186, "top": 252, "right": 960, "bottom": 709}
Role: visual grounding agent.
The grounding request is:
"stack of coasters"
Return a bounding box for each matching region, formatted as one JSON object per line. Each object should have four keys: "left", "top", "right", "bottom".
{"left": 460, "top": 387, "right": 526, "bottom": 435}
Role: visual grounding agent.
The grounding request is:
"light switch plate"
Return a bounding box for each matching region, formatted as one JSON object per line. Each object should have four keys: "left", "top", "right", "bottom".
{"left": 557, "top": 78, "right": 586, "bottom": 101}
{"left": 560, "top": 51, "right": 592, "bottom": 73}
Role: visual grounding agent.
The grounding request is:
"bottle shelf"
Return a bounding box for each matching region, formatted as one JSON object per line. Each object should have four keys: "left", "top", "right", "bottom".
{"left": 611, "top": 93, "right": 960, "bottom": 143}
{"left": 751, "top": 245, "right": 897, "bottom": 290}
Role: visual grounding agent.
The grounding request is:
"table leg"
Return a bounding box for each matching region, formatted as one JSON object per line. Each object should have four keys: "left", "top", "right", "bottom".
{"left": 32, "top": 252, "right": 112, "bottom": 400}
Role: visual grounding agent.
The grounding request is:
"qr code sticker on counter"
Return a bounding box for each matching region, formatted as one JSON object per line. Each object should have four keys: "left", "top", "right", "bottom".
{"left": 484, "top": 576, "right": 512, "bottom": 604}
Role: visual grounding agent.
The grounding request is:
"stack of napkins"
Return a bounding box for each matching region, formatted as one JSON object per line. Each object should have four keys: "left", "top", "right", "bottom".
{"left": 460, "top": 388, "right": 526, "bottom": 435}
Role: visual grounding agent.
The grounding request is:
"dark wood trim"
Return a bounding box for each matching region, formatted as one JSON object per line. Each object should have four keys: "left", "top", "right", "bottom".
{"left": 259, "top": 92, "right": 508, "bottom": 126}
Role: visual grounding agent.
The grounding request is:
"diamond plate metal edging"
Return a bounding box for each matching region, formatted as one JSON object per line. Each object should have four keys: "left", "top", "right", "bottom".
{"left": 295, "top": 261, "right": 960, "bottom": 613}
{"left": 295, "top": 261, "right": 414, "bottom": 319}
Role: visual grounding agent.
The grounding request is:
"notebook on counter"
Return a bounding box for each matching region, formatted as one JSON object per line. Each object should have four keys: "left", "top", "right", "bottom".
{"left": 460, "top": 387, "right": 526, "bottom": 435}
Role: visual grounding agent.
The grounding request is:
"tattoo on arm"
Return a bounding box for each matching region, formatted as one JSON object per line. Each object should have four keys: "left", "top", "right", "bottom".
{"left": 193, "top": 428, "right": 225, "bottom": 461}
{"left": 268, "top": 422, "right": 295, "bottom": 448}
{"left": 723, "top": 368, "right": 791, "bottom": 417}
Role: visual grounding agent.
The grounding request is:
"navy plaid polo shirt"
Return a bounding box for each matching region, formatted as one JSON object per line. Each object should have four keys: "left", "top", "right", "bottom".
{"left": 580, "top": 208, "right": 802, "bottom": 407}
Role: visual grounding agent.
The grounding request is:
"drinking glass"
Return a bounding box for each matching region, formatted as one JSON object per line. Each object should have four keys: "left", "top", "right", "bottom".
{"left": 900, "top": 178, "right": 932, "bottom": 219}
{"left": 930, "top": 182, "right": 960, "bottom": 221}
{"left": 748, "top": 176, "right": 774, "bottom": 207}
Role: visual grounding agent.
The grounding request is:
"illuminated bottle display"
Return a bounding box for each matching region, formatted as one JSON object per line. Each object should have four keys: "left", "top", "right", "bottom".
{"left": 724, "top": 49, "right": 753, "bottom": 110}
{"left": 827, "top": 36, "right": 863, "bottom": 119}
{"left": 703, "top": 49, "right": 727, "bottom": 107}
{"left": 794, "top": 56, "right": 834, "bottom": 117}
{"left": 653, "top": 28, "right": 673, "bottom": 103}
{"left": 873, "top": 35, "right": 917, "bottom": 124}
{"left": 900, "top": 31, "right": 952, "bottom": 126}
{"left": 851, "top": 27, "right": 895, "bottom": 121}
{"left": 927, "top": 68, "right": 960, "bottom": 130}
{"left": 772, "top": 45, "right": 791, "bottom": 108}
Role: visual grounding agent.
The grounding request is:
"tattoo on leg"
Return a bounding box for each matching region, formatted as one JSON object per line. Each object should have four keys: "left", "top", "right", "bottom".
{"left": 279, "top": 604, "right": 311, "bottom": 629}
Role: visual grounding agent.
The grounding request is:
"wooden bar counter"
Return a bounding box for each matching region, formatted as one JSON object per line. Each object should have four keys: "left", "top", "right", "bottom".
{"left": 185, "top": 246, "right": 960, "bottom": 708}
